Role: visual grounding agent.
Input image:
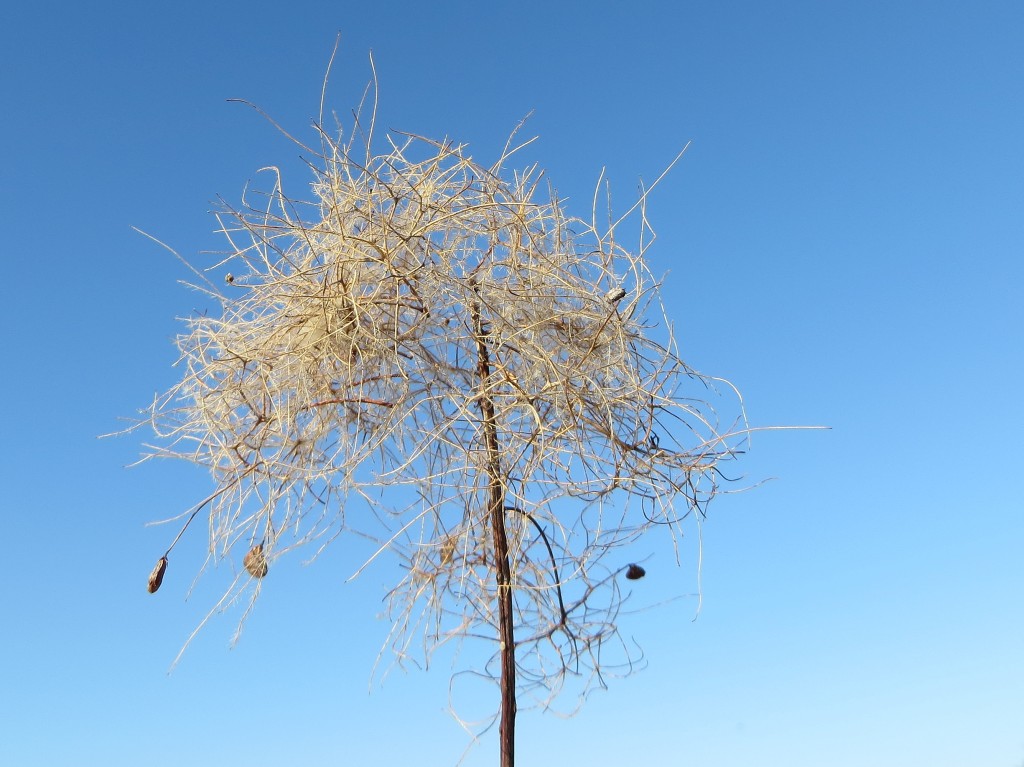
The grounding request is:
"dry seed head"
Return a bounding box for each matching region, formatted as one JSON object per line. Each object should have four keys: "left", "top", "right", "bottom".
{"left": 147, "top": 556, "right": 168, "bottom": 593}
{"left": 243, "top": 545, "right": 269, "bottom": 578}
{"left": 625, "top": 563, "right": 646, "bottom": 580}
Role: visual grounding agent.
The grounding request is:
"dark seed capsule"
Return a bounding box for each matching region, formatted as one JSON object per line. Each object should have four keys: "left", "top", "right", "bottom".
{"left": 244, "top": 545, "right": 268, "bottom": 578}
{"left": 147, "top": 556, "right": 168, "bottom": 593}
{"left": 625, "top": 563, "right": 646, "bottom": 580}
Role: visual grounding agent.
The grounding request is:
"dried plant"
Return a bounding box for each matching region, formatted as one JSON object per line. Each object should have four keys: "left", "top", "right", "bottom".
{"left": 123, "top": 55, "right": 769, "bottom": 767}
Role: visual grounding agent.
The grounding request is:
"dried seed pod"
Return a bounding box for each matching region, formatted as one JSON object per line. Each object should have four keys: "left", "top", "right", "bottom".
{"left": 625, "top": 563, "right": 646, "bottom": 580}
{"left": 605, "top": 286, "right": 627, "bottom": 304}
{"left": 243, "top": 544, "right": 268, "bottom": 578}
{"left": 147, "top": 556, "right": 168, "bottom": 593}
{"left": 439, "top": 535, "right": 457, "bottom": 566}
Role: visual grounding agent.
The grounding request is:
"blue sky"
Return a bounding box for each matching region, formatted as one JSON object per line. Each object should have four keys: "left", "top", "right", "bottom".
{"left": 2, "top": 2, "right": 1022, "bottom": 765}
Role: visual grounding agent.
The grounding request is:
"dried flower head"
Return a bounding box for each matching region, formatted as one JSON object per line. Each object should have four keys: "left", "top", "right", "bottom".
{"left": 243, "top": 545, "right": 268, "bottom": 578}
{"left": 147, "top": 556, "right": 168, "bottom": 593}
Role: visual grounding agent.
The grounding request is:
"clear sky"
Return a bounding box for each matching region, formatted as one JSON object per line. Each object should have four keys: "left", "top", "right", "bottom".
{"left": 2, "top": 2, "right": 1022, "bottom": 766}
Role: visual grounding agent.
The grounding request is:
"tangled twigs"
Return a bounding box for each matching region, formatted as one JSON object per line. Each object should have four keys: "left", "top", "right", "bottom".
{"left": 128, "top": 70, "right": 753, "bottom": 751}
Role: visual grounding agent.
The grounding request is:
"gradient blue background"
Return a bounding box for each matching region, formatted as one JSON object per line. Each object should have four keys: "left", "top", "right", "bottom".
{"left": 2, "top": 2, "right": 1021, "bottom": 765}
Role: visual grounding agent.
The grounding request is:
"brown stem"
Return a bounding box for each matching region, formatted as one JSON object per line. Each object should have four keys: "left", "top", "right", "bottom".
{"left": 471, "top": 297, "right": 516, "bottom": 767}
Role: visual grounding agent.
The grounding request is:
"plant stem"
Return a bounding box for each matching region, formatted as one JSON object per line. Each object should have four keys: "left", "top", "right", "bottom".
{"left": 472, "top": 298, "right": 516, "bottom": 767}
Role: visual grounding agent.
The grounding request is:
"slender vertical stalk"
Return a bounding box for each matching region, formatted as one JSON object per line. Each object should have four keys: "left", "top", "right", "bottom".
{"left": 471, "top": 297, "right": 516, "bottom": 767}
